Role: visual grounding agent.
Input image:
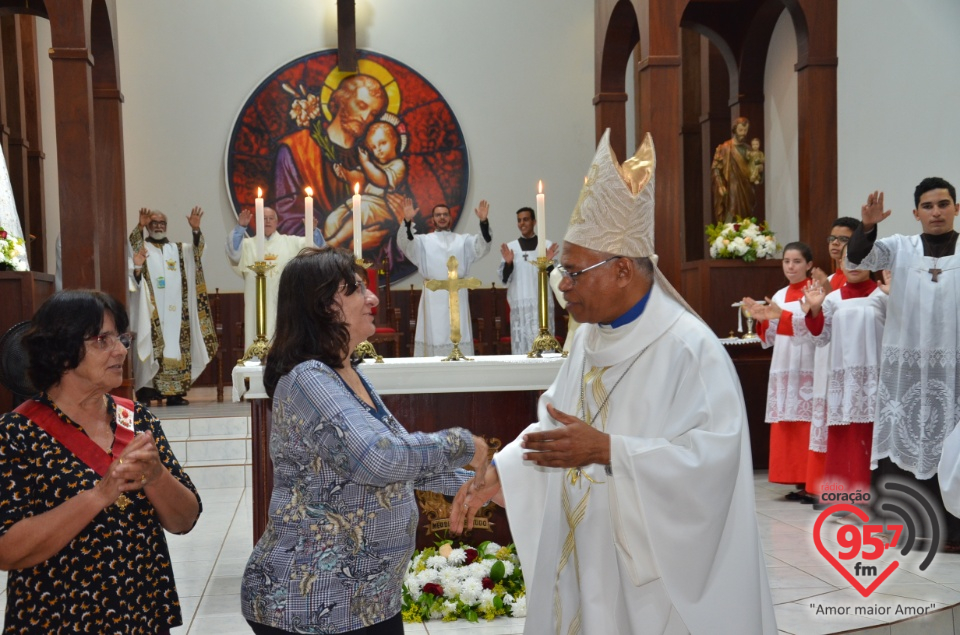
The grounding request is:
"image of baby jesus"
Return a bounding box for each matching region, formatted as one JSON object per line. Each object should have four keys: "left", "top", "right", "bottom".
{"left": 747, "top": 137, "right": 765, "bottom": 185}
{"left": 327, "top": 119, "right": 410, "bottom": 251}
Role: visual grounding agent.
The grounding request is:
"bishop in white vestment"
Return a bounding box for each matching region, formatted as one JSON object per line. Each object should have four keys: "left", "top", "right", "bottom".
{"left": 498, "top": 207, "right": 556, "bottom": 354}
{"left": 226, "top": 206, "right": 326, "bottom": 348}
{"left": 452, "top": 131, "right": 776, "bottom": 635}
{"left": 397, "top": 200, "right": 492, "bottom": 357}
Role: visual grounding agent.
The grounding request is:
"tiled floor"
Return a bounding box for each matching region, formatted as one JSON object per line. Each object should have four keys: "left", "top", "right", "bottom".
{"left": 4, "top": 389, "right": 960, "bottom": 633}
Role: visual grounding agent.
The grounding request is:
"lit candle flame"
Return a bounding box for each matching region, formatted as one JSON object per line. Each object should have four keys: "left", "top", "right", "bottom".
{"left": 305, "top": 186, "right": 313, "bottom": 196}
{"left": 257, "top": 187, "right": 263, "bottom": 198}
{"left": 538, "top": 180, "right": 543, "bottom": 194}
{"left": 354, "top": 182, "right": 360, "bottom": 195}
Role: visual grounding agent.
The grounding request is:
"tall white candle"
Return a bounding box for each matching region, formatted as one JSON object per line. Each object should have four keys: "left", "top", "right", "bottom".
{"left": 255, "top": 187, "right": 265, "bottom": 261}
{"left": 352, "top": 182, "right": 362, "bottom": 259}
{"left": 536, "top": 180, "right": 546, "bottom": 259}
{"left": 304, "top": 186, "right": 315, "bottom": 247}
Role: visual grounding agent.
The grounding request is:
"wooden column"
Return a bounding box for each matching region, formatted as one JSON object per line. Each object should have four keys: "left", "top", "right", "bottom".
{"left": 680, "top": 29, "right": 703, "bottom": 261}
{"left": 47, "top": 0, "right": 100, "bottom": 290}
{"left": 18, "top": 16, "right": 45, "bottom": 271}
{"left": 796, "top": 0, "right": 838, "bottom": 262}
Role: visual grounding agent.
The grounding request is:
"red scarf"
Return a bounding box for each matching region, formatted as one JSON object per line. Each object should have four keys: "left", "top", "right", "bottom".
{"left": 14, "top": 397, "right": 136, "bottom": 476}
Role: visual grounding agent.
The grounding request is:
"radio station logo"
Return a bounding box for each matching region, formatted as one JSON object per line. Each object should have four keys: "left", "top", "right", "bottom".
{"left": 813, "top": 479, "right": 943, "bottom": 598}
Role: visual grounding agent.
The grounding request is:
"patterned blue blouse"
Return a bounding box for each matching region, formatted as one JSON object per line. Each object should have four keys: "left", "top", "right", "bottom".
{"left": 241, "top": 360, "right": 476, "bottom": 633}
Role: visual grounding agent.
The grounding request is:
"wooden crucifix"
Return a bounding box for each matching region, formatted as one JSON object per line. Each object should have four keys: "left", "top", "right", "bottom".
{"left": 424, "top": 256, "right": 482, "bottom": 361}
{"left": 930, "top": 267, "right": 943, "bottom": 282}
{"left": 336, "top": 0, "right": 357, "bottom": 72}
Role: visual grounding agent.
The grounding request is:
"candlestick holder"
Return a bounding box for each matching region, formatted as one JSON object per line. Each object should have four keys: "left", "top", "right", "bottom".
{"left": 353, "top": 256, "right": 384, "bottom": 363}
{"left": 527, "top": 256, "right": 566, "bottom": 358}
{"left": 238, "top": 261, "right": 276, "bottom": 365}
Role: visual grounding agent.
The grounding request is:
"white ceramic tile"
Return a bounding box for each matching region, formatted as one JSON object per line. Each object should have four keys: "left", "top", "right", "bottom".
{"left": 888, "top": 605, "right": 955, "bottom": 635}
{"left": 194, "top": 592, "right": 242, "bottom": 618}
{"left": 162, "top": 418, "right": 191, "bottom": 441}
{"left": 187, "top": 438, "right": 247, "bottom": 463}
{"left": 203, "top": 575, "right": 243, "bottom": 597}
{"left": 186, "top": 465, "right": 247, "bottom": 489}
{"left": 187, "top": 612, "right": 252, "bottom": 634}
{"left": 190, "top": 416, "right": 248, "bottom": 438}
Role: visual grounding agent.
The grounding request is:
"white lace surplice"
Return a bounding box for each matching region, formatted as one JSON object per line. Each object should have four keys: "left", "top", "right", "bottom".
{"left": 761, "top": 286, "right": 816, "bottom": 425}
{"left": 852, "top": 235, "right": 960, "bottom": 478}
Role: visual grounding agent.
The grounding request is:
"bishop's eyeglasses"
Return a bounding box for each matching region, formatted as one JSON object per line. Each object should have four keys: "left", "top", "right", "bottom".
{"left": 555, "top": 256, "right": 620, "bottom": 286}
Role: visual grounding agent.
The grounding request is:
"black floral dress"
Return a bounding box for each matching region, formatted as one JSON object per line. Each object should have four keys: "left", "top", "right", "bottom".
{"left": 0, "top": 394, "right": 202, "bottom": 634}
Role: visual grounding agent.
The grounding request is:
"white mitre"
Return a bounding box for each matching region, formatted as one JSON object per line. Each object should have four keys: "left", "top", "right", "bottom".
{"left": 564, "top": 129, "right": 698, "bottom": 316}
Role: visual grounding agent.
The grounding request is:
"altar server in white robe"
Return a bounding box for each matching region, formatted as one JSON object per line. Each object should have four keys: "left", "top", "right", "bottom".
{"left": 397, "top": 198, "right": 492, "bottom": 356}
{"left": 226, "top": 206, "right": 326, "bottom": 348}
{"left": 451, "top": 131, "right": 776, "bottom": 635}
{"left": 498, "top": 207, "right": 557, "bottom": 354}
{"left": 130, "top": 207, "right": 218, "bottom": 406}
{"left": 848, "top": 179, "right": 960, "bottom": 549}
{"left": 794, "top": 253, "right": 886, "bottom": 498}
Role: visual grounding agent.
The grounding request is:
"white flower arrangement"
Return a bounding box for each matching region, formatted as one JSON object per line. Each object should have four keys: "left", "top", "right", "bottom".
{"left": 402, "top": 541, "right": 526, "bottom": 623}
{"left": 705, "top": 217, "right": 780, "bottom": 262}
{"left": 0, "top": 225, "right": 28, "bottom": 271}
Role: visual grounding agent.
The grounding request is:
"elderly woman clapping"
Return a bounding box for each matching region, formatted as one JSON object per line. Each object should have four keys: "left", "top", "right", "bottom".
{"left": 242, "top": 247, "right": 488, "bottom": 635}
{"left": 0, "top": 290, "right": 201, "bottom": 634}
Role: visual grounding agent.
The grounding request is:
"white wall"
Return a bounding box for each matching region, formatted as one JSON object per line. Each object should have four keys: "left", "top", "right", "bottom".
{"left": 837, "top": 0, "right": 960, "bottom": 236}
{"left": 98, "top": 0, "right": 592, "bottom": 291}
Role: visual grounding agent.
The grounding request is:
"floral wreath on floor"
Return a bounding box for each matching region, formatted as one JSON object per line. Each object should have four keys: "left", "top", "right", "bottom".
{"left": 0, "top": 225, "right": 27, "bottom": 272}
{"left": 402, "top": 540, "right": 526, "bottom": 622}
{"left": 705, "top": 217, "right": 780, "bottom": 262}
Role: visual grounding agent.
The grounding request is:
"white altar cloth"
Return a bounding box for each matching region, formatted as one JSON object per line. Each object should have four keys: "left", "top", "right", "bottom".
{"left": 232, "top": 354, "right": 566, "bottom": 402}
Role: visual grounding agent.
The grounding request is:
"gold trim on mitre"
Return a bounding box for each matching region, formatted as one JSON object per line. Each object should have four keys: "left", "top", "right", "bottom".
{"left": 565, "top": 130, "right": 656, "bottom": 258}
{"left": 565, "top": 130, "right": 702, "bottom": 320}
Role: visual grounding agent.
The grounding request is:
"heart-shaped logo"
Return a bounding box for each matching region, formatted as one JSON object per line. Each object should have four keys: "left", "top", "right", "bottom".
{"left": 813, "top": 503, "right": 899, "bottom": 597}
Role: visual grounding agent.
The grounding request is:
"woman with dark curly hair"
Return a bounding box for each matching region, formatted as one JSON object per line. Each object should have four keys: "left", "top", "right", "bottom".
{"left": 242, "top": 247, "right": 488, "bottom": 635}
{"left": 0, "top": 289, "right": 201, "bottom": 634}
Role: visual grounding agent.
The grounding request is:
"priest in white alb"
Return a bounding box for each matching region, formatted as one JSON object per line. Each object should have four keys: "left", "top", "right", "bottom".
{"left": 226, "top": 206, "right": 326, "bottom": 348}
{"left": 130, "top": 207, "right": 218, "bottom": 406}
{"left": 848, "top": 178, "right": 960, "bottom": 550}
{"left": 397, "top": 197, "right": 492, "bottom": 356}
{"left": 498, "top": 206, "right": 557, "bottom": 354}
{"left": 451, "top": 131, "right": 776, "bottom": 634}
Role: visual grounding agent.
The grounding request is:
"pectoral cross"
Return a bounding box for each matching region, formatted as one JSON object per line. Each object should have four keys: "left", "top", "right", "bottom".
{"left": 424, "top": 256, "right": 482, "bottom": 361}
{"left": 929, "top": 267, "right": 943, "bottom": 282}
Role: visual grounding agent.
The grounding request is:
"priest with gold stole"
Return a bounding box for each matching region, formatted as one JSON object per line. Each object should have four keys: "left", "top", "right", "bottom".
{"left": 130, "top": 207, "right": 218, "bottom": 405}
{"left": 453, "top": 132, "right": 776, "bottom": 634}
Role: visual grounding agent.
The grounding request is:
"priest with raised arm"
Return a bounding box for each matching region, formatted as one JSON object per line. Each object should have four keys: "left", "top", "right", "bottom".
{"left": 451, "top": 131, "right": 776, "bottom": 635}
{"left": 397, "top": 198, "right": 492, "bottom": 357}
{"left": 847, "top": 178, "right": 960, "bottom": 551}
{"left": 226, "top": 206, "right": 326, "bottom": 349}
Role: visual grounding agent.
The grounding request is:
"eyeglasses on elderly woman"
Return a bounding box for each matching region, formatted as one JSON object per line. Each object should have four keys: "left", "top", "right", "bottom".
{"left": 85, "top": 331, "right": 133, "bottom": 350}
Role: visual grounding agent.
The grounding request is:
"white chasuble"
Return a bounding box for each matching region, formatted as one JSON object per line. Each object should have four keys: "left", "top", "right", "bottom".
{"left": 496, "top": 283, "right": 776, "bottom": 635}
{"left": 234, "top": 233, "right": 309, "bottom": 348}
{"left": 852, "top": 234, "right": 960, "bottom": 478}
{"left": 760, "top": 286, "right": 816, "bottom": 424}
{"left": 498, "top": 239, "right": 555, "bottom": 354}
{"left": 397, "top": 228, "right": 491, "bottom": 357}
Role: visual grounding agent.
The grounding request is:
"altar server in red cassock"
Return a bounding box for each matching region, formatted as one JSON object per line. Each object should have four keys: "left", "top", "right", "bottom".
{"left": 795, "top": 249, "right": 887, "bottom": 498}
{"left": 744, "top": 242, "right": 817, "bottom": 501}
